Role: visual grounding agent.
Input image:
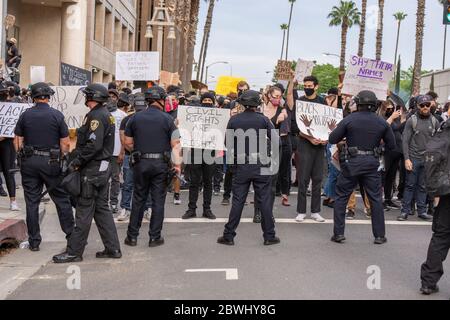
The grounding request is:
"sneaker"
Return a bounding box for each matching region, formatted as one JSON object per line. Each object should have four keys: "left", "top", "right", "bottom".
{"left": 173, "top": 193, "right": 181, "bottom": 205}
{"left": 10, "top": 201, "right": 20, "bottom": 211}
{"left": 0, "top": 186, "right": 7, "bottom": 197}
{"left": 397, "top": 213, "right": 408, "bottom": 221}
{"left": 311, "top": 213, "right": 326, "bottom": 222}
{"left": 364, "top": 208, "right": 372, "bottom": 219}
{"left": 202, "top": 209, "right": 216, "bottom": 220}
{"left": 418, "top": 214, "right": 433, "bottom": 221}
{"left": 346, "top": 209, "right": 355, "bottom": 220}
{"left": 182, "top": 209, "right": 196, "bottom": 220}
{"left": 144, "top": 209, "right": 151, "bottom": 221}
{"left": 221, "top": 198, "right": 230, "bottom": 206}
{"left": 117, "top": 209, "right": 131, "bottom": 222}
{"left": 295, "top": 214, "right": 306, "bottom": 223}
{"left": 213, "top": 191, "right": 221, "bottom": 196}
{"left": 111, "top": 205, "right": 119, "bottom": 215}
{"left": 382, "top": 202, "right": 390, "bottom": 212}
{"left": 385, "top": 199, "right": 401, "bottom": 210}
{"left": 420, "top": 285, "right": 439, "bottom": 295}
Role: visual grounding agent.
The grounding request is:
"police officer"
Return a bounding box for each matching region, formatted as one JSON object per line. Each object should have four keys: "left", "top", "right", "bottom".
{"left": 53, "top": 84, "right": 121, "bottom": 263}
{"left": 123, "top": 86, "right": 181, "bottom": 248}
{"left": 329, "top": 90, "right": 396, "bottom": 244}
{"left": 218, "top": 90, "right": 280, "bottom": 246}
{"left": 14, "top": 82, "right": 74, "bottom": 252}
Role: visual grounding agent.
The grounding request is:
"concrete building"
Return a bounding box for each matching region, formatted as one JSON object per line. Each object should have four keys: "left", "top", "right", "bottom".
{"left": 421, "top": 69, "right": 450, "bottom": 105}
{"left": 5, "top": 0, "right": 137, "bottom": 86}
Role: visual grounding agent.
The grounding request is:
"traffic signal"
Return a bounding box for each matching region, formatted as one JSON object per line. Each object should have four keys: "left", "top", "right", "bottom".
{"left": 444, "top": 0, "right": 450, "bottom": 25}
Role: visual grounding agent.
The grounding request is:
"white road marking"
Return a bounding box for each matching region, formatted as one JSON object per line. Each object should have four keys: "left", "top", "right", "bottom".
{"left": 115, "top": 218, "right": 431, "bottom": 226}
{"left": 185, "top": 268, "right": 239, "bottom": 280}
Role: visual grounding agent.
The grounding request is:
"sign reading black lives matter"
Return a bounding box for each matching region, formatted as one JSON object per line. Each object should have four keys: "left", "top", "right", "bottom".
{"left": 0, "top": 103, "right": 30, "bottom": 138}
{"left": 296, "top": 101, "right": 343, "bottom": 141}
{"left": 177, "top": 106, "right": 231, "bottom": 151}
{"left": 60, "top": 62, "right": 92, "bottom": 86}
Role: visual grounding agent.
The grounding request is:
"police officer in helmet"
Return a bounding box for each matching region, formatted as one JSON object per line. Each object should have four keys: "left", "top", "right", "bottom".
{"left": 14, "top": 82, "right": 75, "bottom": 252}
{"left": 53, "top": 83, "right": 122, "bottom": 263}
{"left": 218, "top": 90, "right": 281, "bottom": 246}
{"left": 329, "top": 90, "right": 396, "bottom": 244}
{"left": 123, "top": 86, "right": 181, "bottom": 248}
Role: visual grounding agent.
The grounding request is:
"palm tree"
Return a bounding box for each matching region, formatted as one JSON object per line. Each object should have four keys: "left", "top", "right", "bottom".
{"left": 196, "top": 0, "right": 216, "bottom": 82}
{"left": 185, "top": 0, "right": 201, "bottom": 88}
{"left": 412, "top": 0, "right": 426, "bottom": 94}
{"left": 358, "top": 0, "right": 367, "bottom": 57}
{"left": 393, "top": 12, "right": 407, "bottom": 69}
{"left": 285, "top": 0, "right": 296, "bottom": 60}
{"left": 376, "top": 0, "right": 385, "bottom": 60}
{"left": 328, "top": 1, "right": 361, "bottom": 72}
{"left": 280, "top": 24, "right": 289, "bottom": 60}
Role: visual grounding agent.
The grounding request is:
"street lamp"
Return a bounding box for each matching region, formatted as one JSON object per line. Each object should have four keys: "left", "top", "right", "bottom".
{"left": 323, "top": 52, "right": 340, "bottom": 59}
{"left": 205, "top": 61, "right": 229, "bottom": 86}
{"left": 145, "top": 0, "right": 176, "bottom": 69}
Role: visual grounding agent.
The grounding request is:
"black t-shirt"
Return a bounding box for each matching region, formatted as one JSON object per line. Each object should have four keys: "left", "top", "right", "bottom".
{"left": 291, "top": 95, "right": 326, "bottom": 136}
{"left": 125, "top": 107, "right": 178, "bottom": 153}
{"left": 120, "top": 114, "right": 133, "bottom": 155}
{"left": 15, "top": 103, "right": 69, "bottom": 150}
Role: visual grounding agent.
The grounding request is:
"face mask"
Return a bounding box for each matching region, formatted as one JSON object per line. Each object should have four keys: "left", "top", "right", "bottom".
{"left": 304, "top": 88, "right": 315, "bottom": 97}
{"left": 270, "top": 98, "right": 281, "bottom": 107}
{"left": 385, "top": 110, "right": 394, "bottom": 118}
{"left": 165, "top": 99, "right": 179, "bottom": 112}
{"left": 178, "top": 97, "right": 186, "bottom": 105}
{"left": 202, "top": 103, "right": 214, "bottom": 108}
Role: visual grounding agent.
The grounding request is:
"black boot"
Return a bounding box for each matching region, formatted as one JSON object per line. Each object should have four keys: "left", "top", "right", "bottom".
{"left": 53, "top": 252, "right": 83, "bottom": 264}
{"left": 96, "top": 249, "right": 122, "bottom": 259}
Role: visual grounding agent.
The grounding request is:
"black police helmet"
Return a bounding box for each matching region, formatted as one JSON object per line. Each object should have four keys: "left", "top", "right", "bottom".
{"left": 133, "top": 94, "right": 147, "bottom": 112}
{"left": 31, "top": 82, "right": 55, "bottom": 99}
{"left": 354, "top": 90, "right": 378, "bottom": 111}
{"left": 145, "top": 86, "right": 167, "bottom": 102}
{"left": 82, "top": 83, "right": 109, "bottom": 103}
{"left": 118, "top": 93, "right": 130, "bottom": 105}
{"left": 0, "top": 82, "right": 9, "bottom": 93}
{"left": 236, "top": 90, "right": 261, "bottom": 108}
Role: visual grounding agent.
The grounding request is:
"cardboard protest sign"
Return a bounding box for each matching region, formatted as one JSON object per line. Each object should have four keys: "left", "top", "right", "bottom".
{"left": 294, "top": 59, "right": 315, "bottom": 82}
{"left": 60, "top": 62, "right": 92, "bottom": 86}
{"left": 215, "top": 76, "right": 246, "bottom": 96}
{"left": 343, "top": 55, "right": 394, "bottom": 101}
{"left": 177, "top": 105, "right": 231, "bottom": 151}
{"left": 275, "top": 60, "right": 292, "bottom": 81}
{"left": 0, "top": 103, "right": 31, "bottom": 138}
{"left": 49, "top": 86, "right": 88, "bottom": 128}
{"left": 115, "top": 52, "right": 160, "bottom": 81}
{"left": 160, "top": 71, "right": 181, "bottom": 89}
{"left": 30, "top": 66, "right": 46, "bottom": 84}
{"left": 295, "top": 101, "right": 343, "bottom": 141}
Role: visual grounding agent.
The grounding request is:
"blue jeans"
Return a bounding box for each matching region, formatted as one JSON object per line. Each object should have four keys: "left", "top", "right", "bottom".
{"left": 324, "top": 144, "right": 339, "bottom": 200}
{"left": 120, "top": 155, "right": 152, "bottom": 211}
{"left": 401, "top": 158, "right": 427, "bottom": 215}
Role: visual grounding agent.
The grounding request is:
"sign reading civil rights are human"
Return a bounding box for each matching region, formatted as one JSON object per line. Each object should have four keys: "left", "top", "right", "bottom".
{"left": 342, "top": 55, "right": 394, "bottom": 101}
{"left": 295, "top": 101, "right": 343, "bottom": 141}
{"left": 177, "top": 105, "right": 231, "bottom": 151}
{"left": 115, "top": 51, "right": 160, "bottom": 81}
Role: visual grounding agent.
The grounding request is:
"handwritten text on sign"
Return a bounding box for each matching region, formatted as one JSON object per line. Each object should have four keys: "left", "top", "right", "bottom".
{"left": 295, "top": 101, "right": 343, "bottom": 141}
{"left": 177, "top": 106, "right": 230, "bottom": 151}
{"left": 115, "top": 51, "right": 160, "bottom": 81}
{"left": 342, "top": 55, "right": 394, "bottom": 101}
{"left": 50, "top": 86, "right": 88, "bottom": 128}
{"left": 0, "top": 103, "right": 30, "bottom": 138}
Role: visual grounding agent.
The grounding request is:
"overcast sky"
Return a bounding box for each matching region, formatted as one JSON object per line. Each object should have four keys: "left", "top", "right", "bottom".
{"left": 194, "top": 0, "right": 445, "bottom": 89}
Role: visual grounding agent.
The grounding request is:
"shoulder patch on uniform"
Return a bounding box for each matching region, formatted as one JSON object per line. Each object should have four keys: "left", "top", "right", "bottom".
{"left": 90, "top": 120, "right": 100, "bottom": 131}
{"left": 110, "top": 116, "right": 115, "bottom": 125}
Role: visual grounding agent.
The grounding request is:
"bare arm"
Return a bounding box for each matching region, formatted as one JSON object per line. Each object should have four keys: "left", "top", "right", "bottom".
{"left": 59, "top": 137, "right": 70, "bottom": 154}
{"left": 124, "top": 136, "right": 134, "bottom": 152}
{"left": 171, "top": 139, "right": 182, "bottom": 174}
{"left": 286, "top": 79, "right": 295, "bottom": 111}
{"left": 14, "top": 136, "right": 24, "bottom": 152}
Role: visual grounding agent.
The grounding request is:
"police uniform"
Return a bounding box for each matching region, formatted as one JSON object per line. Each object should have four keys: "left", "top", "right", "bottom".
{"left": 218, "top": 91, "right": 280, "bottom": 246}
{"left": 329, "top": 91, "right": 396, "bottom": 244}
{"left": 14, "top": 83, "right": 74, "bottom": 251}
{"left": 53, "top": 84, "right": 121, "bottom": 263}
{"left": 124, "top": 86, "right": 178, "bottom": 247}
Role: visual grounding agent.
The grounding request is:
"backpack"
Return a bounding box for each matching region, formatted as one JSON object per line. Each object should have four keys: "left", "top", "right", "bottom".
{"left": 424, "top": 121, "right": 450, "bottom": 197}
{"left": 411, "top": 114, "right": 439, "bottom": 136}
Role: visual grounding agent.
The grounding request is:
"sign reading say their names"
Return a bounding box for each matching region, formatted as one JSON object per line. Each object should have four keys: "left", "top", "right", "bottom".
{"left": 295, "top": 101, "right": 343, "bottom": 141}
{"left": 115, "top": 51, "right": 160, "bottom": 81}
{"left": 0, "top": 103, "right": 31, "bottom": 138}
{"left": 177, "top": 105, "right": 231, "bottom": 151}
{"left": 343, "top": 55, "right": 394, "bottom": 101}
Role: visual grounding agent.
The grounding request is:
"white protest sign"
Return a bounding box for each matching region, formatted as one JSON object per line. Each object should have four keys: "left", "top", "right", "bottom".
{"left": 295, "top": 101, "right": 343, "bottom": 141}
{"left": 49, "top": 86, "right": 87, "bottom": 128}
{"left": 177, "top": 105, "right": 231, "bottom": 151}
{"left": 132, "top": 88, "right": 142, "bottom": 94}
{"left": 30, "top": 66, "right": 46, "bottom": 84}
{"left": 115, "top": 51, "right": 160, "bottom": 81}
{"left": 295, "top": 59, "right": 315, "bottom": 82}
{"left": 0, "top": 103, "right": 31, "bottom": 138}
{"left": 343, "top": 55, "right": 394, "bottom": 101}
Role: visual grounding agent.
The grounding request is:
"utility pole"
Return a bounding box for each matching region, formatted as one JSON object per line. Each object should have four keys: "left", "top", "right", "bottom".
{"left": 0, "top": 0, "right": 7, "bottom": 61}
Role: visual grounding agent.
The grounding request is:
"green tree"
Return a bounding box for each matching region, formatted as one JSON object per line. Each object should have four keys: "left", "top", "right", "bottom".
{"left": 311, "top": 64, "right": 340, "bottom": 95}
{"left": 280, "top": 24, "right": 289, "bottom": 60}
{"left": 393, "top": 12, "right": 407, "bottom": 68}
{"left": 328, "top": 1, "right": 361, "bottom": 72}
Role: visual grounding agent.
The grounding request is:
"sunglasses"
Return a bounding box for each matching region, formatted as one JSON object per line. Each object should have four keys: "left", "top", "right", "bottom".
{"left": 418, "top": 103, "right": 431, "bottom": 108}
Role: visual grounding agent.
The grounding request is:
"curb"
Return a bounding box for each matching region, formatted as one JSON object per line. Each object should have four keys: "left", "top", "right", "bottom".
{"left": 0, "top": 206, "right": 46, "bottom": 246}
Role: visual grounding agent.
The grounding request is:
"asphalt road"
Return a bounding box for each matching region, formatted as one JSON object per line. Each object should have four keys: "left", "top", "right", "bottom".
{"left": 3, "top": 191, "right": 449, "bottom": 300}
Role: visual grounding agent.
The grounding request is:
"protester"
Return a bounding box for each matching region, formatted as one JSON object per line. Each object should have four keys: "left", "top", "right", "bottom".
{"left": 6, "top": 38, "right": 21, "bottom": 68}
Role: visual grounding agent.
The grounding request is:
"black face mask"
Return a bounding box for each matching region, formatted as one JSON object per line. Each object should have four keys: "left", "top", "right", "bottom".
{"left": 385, "top": 110, "right": 394, "bottom": 118}
{"left": 304, "top": 88, "right": 315, "bottom": 97}
{"left": 179, "top": 97, "right": 186, "bottom": 105}
{"left": 202, "top": 103, "right": 214, "bottom": 108}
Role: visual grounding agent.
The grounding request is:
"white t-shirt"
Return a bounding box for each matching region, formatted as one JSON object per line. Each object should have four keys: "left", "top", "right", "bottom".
{"left": 111, "top": 109, "right": 128, "bottom": 156}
